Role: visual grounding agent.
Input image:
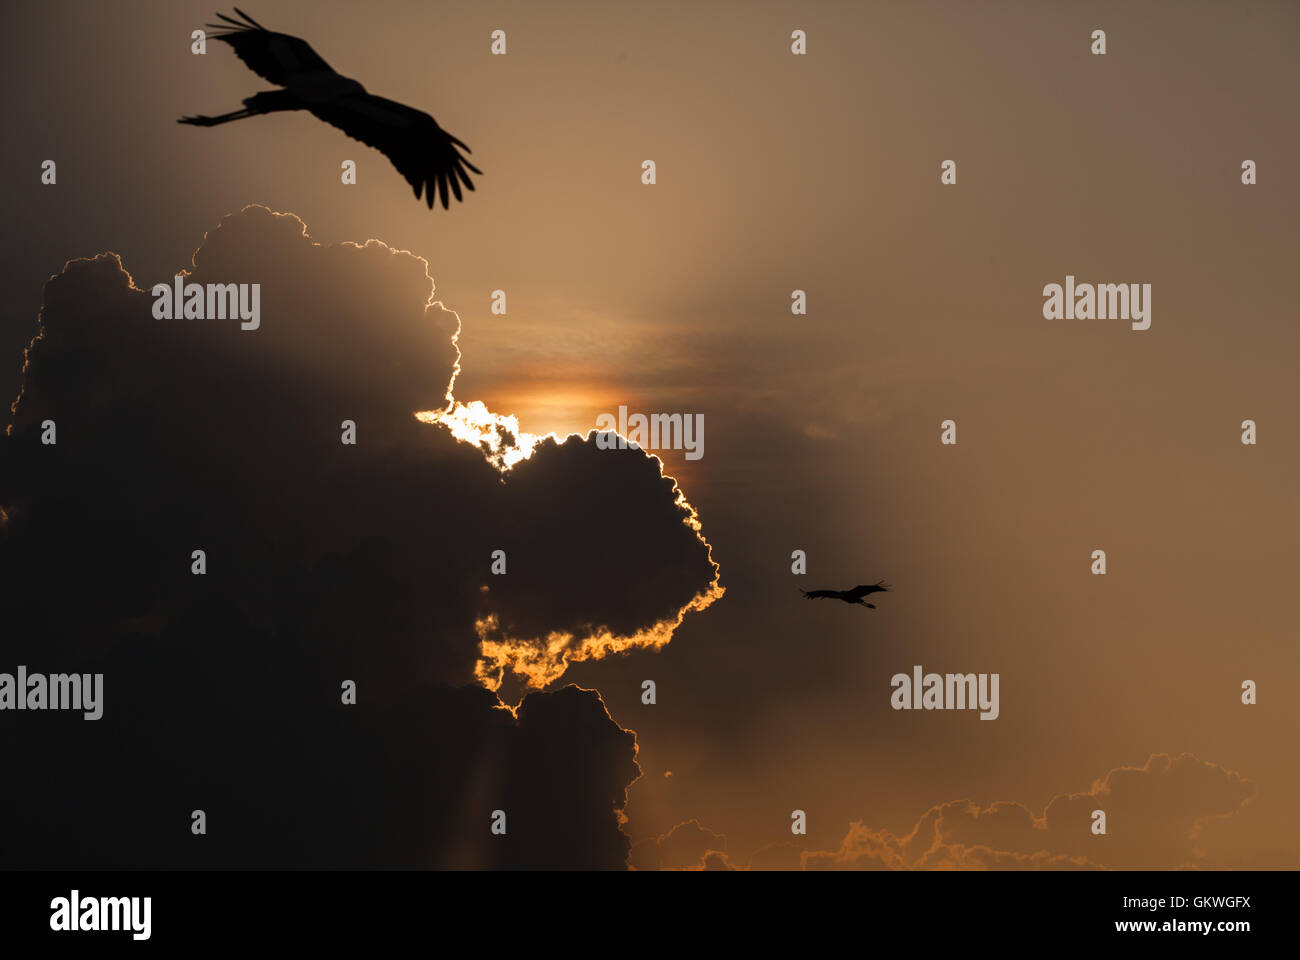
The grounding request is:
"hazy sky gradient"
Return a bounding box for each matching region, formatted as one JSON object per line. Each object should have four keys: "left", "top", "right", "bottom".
{"left": 2, "top": 0, "right": 1296, "bottom": 867}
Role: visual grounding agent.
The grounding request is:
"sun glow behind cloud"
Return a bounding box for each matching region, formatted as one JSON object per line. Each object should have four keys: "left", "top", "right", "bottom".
{"left": 398, "top": 216, "right": 723, "bottom": 695}
{"left": 418, "top": 396, "right": 724, "bottom": 695}
{"left": 416, "top": 400, "right": 540, "bottom": 470}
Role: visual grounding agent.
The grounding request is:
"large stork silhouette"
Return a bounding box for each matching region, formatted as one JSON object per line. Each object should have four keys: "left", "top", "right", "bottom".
{"left": 179, "top": 8, "right": 480, "bottom": 210}
{"left": 800, "top": 581, "right": 891, "bottom": 608}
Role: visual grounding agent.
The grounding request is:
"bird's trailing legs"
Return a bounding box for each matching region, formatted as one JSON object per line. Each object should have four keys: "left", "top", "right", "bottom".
{"left": 178, "top": 108, "right": 254, "bottom": 127}
{"left": 178, "top": 91, "right": 300, "bottom": 127}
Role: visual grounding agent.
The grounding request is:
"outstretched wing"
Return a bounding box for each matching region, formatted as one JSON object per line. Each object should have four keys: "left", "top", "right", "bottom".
{"left": 801, "top": 590, "right": 841, "bottom": 600}
{"left": 308, "top": 94, "right": 481, "bottom": 209}
{"left": 846, "top": 581, "right": 890, "bottom": 600}
{"left": 207, "top": 8, "right": 336, "bottom": 85}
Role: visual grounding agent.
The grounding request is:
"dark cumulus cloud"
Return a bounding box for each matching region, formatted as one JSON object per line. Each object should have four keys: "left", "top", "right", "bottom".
{"left": 0, "top": 205, "right": 717, "bottom": 868}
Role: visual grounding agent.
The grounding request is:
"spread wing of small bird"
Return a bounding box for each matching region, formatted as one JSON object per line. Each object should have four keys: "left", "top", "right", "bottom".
{"left": 800, "top": 580, "right": 891, "bottom": 607}
{"left": 180, "top": 9, "right": 480, "bottom": 210}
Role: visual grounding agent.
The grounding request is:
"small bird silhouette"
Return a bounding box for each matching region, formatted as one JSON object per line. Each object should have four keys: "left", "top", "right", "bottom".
{"left": 179, "top": 8, "right": 480, "bottom": 209}
{"left": 800, "top": 581, "right": 891, "bottom": 608}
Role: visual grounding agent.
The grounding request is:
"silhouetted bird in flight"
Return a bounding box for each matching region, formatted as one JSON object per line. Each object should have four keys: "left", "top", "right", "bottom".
{"left": 179, "top": 8, "right": 480, "bottom": 209}
{"left": 801, "top": 581, "right": 891, "bottom": 608}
